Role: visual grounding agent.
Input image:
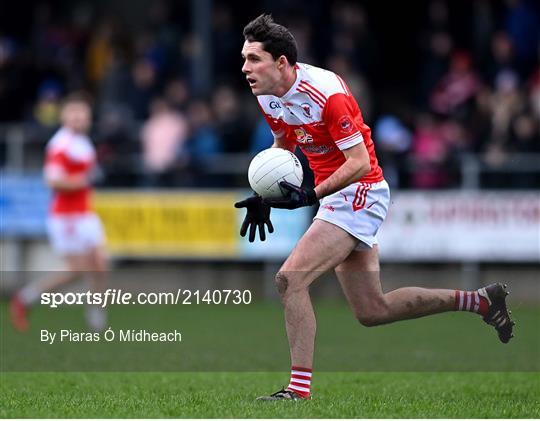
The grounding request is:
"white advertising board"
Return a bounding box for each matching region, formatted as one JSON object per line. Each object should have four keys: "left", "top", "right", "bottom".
{"left": 378, "top": 191, "right": 540, "bottom": 262}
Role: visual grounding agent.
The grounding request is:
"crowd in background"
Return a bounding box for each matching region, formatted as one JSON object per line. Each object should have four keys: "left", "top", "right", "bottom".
{"left": 0, "top": 0, "right": 539, "bottom": 189}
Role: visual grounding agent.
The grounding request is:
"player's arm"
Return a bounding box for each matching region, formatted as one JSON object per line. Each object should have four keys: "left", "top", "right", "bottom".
{"left": 46, "top": 173, "right": 88, "bottom": 191}
{"left": 315, "top": 92, "right": 372, "bottom": 199}
{"left": 265, "top": 143, "right": 369, "bottom": 209}
{"left": 264, "top": 92, "right": 370, "bottom": 209}
{"left": 44, "top": 154, "right": 89, "bottom": 191}
{"left": 313, "top": 142, "right": 370, "bottom": 198}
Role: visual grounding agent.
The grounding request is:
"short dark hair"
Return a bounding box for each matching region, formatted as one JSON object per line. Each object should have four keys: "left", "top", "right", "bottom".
{"left": 243, "top": 14, "right": 298, "bottom": 65}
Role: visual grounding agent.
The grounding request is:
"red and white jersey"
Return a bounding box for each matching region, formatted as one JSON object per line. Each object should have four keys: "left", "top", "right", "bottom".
{"left": 257, "top": 63, "right": 384, "bottom": 186}
{"left": 44, "top": 127, "right": 96, "bottom": 215}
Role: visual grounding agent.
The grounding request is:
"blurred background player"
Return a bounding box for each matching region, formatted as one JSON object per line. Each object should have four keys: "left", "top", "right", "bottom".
{"left": 10, "top": 93, "right": 109, "bottom": 332}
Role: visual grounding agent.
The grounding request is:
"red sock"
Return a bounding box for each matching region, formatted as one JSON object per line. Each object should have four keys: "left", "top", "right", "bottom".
{"left": 454, "top": 290, "right": 489, "bottom": 316}
{"left": 287, "top": 366, "right": 311, "bottom": 398}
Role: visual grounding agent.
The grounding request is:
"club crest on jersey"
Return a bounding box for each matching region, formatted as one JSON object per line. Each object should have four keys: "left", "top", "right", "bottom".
{"left": 301, "top": 102, "right": 312, "bottom": 118}
{"left": 294, "top": 128, "right": 313, "bottom": 144}
{"left": 338, "top": 115, "right": 354, "bottom": 134}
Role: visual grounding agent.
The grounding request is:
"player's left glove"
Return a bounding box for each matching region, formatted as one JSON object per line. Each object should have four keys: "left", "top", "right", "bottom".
{"left": 264, "top": 181, "right": 318, "bottom": 210}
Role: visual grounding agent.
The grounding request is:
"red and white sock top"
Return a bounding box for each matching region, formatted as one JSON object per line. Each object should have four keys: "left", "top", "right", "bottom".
{"left": 287, "top": 366, "right": 312, "bottom": 398}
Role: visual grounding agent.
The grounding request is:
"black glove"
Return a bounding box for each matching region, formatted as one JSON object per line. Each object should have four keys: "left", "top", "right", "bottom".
{"left": 263, "top": 181, "right": 318, "bottom": 210}
{"left": 234, "top": 194, "right": 274, "bottom": 242}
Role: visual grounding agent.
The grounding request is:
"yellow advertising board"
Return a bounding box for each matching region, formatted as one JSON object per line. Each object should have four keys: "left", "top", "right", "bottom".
{"left": 94, "top": 191, "right": 238, "bottom": 257}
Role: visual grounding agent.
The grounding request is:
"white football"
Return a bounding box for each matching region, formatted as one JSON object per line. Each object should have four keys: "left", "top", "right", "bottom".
{"left": 248, "top": 148, "right": 304, "bottom": 198}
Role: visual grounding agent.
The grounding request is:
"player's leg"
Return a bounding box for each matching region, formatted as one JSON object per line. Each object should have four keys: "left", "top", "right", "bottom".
{"left": 278, "top": 219, "right": 358, "bottom": 363}
{"left": 10, "top": 215, "right": 92, "bottom": 331}
{"left": 335, "top": 245, "right": 455, "bottom": 326}
{"left": 85, "top": 245, "right": 109, "bottom": 331}
{"left": 335, "top": 245, "right": 514, "bottom": 342}
{"left": 82, "top": 214, "right": 109, "bottom": 331}
{"left": 87, "top": 245, "right": 108, "bottom": 292}
{"left": 10, "top": 254, "right": 87, "bottom": 331}
{"left": 35, "top": 254, "right": 88, "bottom": 290}
{"left": 257, "top": 219, "right": 358, "bottom": 401}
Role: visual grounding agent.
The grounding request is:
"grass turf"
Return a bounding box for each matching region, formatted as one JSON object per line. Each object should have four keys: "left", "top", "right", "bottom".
{"left": 1, "top": 372, "right": 539, "bottom": 418}
{"left": 1, "top": 301, "right": 539, "bottom": 417}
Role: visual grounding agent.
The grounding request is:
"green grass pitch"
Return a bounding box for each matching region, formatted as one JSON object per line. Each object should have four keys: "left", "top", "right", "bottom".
{"left": 1, "top": 372, "right": 539, "bottom": 418}
{"left": 1, "top": 301, "right": 539, "bottom": 418}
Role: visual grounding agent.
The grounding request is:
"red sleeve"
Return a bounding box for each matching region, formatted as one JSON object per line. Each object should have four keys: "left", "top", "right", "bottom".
{"left": 44, "top": 149, "right": 68, "bottom": 180}
{"left": 322, "top": 93, "right": 365, "bottom": 150}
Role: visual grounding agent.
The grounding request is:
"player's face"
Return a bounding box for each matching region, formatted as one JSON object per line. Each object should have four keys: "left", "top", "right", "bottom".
{"left": 61, "top": 102, "right": 92, "bottom": 133}
{"left": 241, "top": 41, "right": 282, "bottom": 96}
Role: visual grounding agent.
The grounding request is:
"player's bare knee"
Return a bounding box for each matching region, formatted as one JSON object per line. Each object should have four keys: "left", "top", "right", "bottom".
{"left": 274, "top": 272, "right": 289, "bottom": 297}
{"left": 356, "top": 312, "right": 383, "bottom": 327}
{"left": 355, "top": 302, "right": 390, "bottom": 327}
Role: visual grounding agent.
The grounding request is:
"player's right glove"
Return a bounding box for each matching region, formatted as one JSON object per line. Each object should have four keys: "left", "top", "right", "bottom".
{"left": 234, "top": 193, "right": 274, "bottom": 242}
{"left": 263, "top": 181, "right": 318, "bottom": 209}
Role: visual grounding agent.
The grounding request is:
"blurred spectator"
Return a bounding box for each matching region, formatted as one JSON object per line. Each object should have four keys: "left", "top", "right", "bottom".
{"left": 430, "top": 51, "right": 481, "bottom": 117}
{"left": 185, "top": 99, "right": 223, "bottom": 186}
{"left": 2, "top": 1, "right": 539, "bottom": 189}
{"left": 528, "top": 66, "right": 540, "bottom": 119}
{"left": 410, "top": 113, "right": 453, "bottom": 188}
{"left": 329, "top": 2, "right": 378, "bottom": 79}
{"left": 504, "top": 0, "right": 540, "bottom": 77}
{"left": 511, "top": 112, "right": 540, "bottom": 153}
{"left": 468, "top": 86, "right": 494, "bottom": 153}
{"left": 30, "top": 2, "right": 90, "bottom": 91}
{"left": 211, "top": 85, "right": 251, "bottom": 153}
{"left": 0, "top": 37, "right": 36, "bottom": 121}
{"left": 417, "top": 0, "right": 452, "bottom": 102}
{"left": 374, "top": 115, "right": 412, "bottom": 188}
{"left": 164, "top": 78, "right": 189, "bottom": 111}
{"left": 481, "top": 69, "right": 535, "bottom": 187}
{"left": 326, "top": 54, "right": 372, "bottom": 121}
{"left": 146, "top": 0, "right": 184, "bottom": 82}
{"left": 98, "top": 46, "right": 132, "bottom": 109}
{"left": 250, "top": 118, "right": 274, "bottom": 153}
{"left": 127, "top": 58, "right": 159, "bottom": 120}
{"left": 30, "top": 79, "right": 62, "bottom": 129}
{"left": 472, "top": 0, "right": 496, "bottom": 64}
{"left": 94, "top": 103, "right": 139, "bottom": 186}
{"left": 177, "top": 33, "right": 202, "bottom": 93}
{"left": 212, "top": 6, "right": 240, "bottom": 83}
{"left": 288, "top": 18, "right": 315, "bottom": 64}
{"left": 186, "top": 99, "right": 222, "bottom": 163}
{"left": 134, "top": 30, "right": 168, "bottom": 79}
{"left": 484, "top": 31, "right": 517, "bottom": 87}
{"left": 440, "top": 117, "right": 472, "bottom": 156}
{"left": 490, "top": 70, "right": 525, "bottom": 144}
{"left": 418, "top": 31, "right": 453, "bottom": 105}
{"left": 85, "top": 18, "right": 115, "bottom": 87}
{"left": 141, "top": 98, "right": 188, "bottom": 186}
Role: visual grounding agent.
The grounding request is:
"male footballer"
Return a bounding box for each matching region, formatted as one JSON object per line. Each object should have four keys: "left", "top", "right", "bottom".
{"left": 234, "top": 14, "right": 514, "bottom": 401}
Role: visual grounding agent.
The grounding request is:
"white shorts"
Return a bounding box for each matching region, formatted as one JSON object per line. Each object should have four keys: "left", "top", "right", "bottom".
{"left": 47, "top": 213, "right": 105, "bottom": 255}
{"left": 314, "top": 180, "right": 390, "bottom": 250}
